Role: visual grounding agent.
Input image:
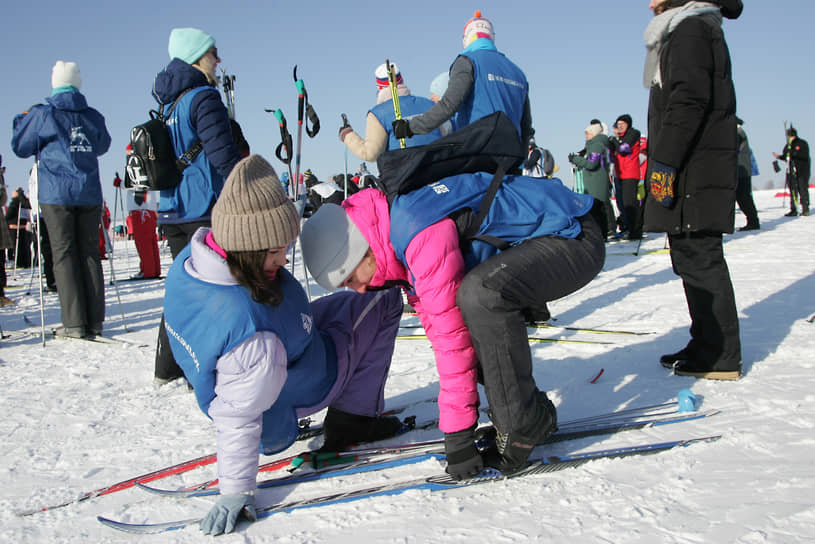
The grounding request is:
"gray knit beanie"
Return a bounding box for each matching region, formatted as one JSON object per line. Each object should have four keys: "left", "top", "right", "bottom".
{"left": 300, "top": 203, "right": 370, "bottom": 290}
{"left": 212, "top": 155, "right": 300, "bottom": 251}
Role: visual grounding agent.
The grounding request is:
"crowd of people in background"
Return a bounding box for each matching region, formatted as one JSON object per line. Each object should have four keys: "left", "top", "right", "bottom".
{"left": 4, "top": 0, "right": 815, "bottom": 536}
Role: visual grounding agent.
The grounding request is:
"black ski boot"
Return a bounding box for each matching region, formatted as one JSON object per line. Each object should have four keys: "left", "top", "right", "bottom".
{"left": 320, "top": 407, "right": 402, "bottom": 452}
{"left": 484, "top": 391, "right": 558, "bottom": 474}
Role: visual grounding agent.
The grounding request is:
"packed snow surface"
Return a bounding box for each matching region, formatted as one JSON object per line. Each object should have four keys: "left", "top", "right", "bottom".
{"left": 1, "top": 189, "right": 813, "bottom": 543}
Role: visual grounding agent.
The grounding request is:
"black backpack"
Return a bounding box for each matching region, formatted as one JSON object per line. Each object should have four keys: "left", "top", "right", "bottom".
{"left": 375, "top": 111, "right": 524, "bottom": 201}
{"left": 125, "top": 89, "right": 203, "bottom": 191}
{"left": 375, "top": 111, "right": 524, "bottom": 245}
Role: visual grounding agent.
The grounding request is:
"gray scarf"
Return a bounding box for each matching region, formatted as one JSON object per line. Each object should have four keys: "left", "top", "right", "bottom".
{"left": 643, "top": 2, "right": 723, "bottom": 88}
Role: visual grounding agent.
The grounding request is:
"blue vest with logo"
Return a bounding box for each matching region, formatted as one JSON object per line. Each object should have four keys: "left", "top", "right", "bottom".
{"left": 456, "top": 46, "right": 528, "bottom": 136}
{"left": 164, "top": 245, "right": 337, "bottom": 455}
{"left": 371, "top": 95, "right": 444, "bottom": 150}
{"left": 390, "top": 173, "right": 595, "bottom": 273}
{"left": 159, "top": 86, "right": 224, "bottom": 223}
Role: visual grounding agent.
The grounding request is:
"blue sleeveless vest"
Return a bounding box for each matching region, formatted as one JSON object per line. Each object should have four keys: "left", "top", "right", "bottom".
{"left": 159, "top": 86, "right": 224, "bottom": 222}
{"left": 164, "top": 245, "right": 337, "bottom": 455}
{"left": 390, "top": 173, "right": 595, "bottom": 272}
{"left": 371, "top": 95, "right": 444, "bottom": 150}
{"left": 456, "top": 48, "right": 528, "bottom": 136}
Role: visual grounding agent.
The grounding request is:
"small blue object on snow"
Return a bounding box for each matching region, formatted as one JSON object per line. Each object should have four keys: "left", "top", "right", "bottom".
{"left": 677, "top": 389, "right": 697, "bottom": 412}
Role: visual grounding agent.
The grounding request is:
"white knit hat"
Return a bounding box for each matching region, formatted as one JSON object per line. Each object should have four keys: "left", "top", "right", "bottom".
{"left": 375, "top": 62, "right": 403, "bottom": 90}
{"left": 585, "top": 123, "right": 603, "bottom": 138}
{"left": 300, "top": 203, "right": 370, "bottom": 291}
{"left": 212, "top": 155, "right": 300, "bottom": 251}
{"left": 51, "top": 61, "right": 81, "bottom": 90}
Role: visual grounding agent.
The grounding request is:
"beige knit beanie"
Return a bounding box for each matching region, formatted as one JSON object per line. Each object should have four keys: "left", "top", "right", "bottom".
{"left": 212, "top": 155, "right": 300, "bottom": 251}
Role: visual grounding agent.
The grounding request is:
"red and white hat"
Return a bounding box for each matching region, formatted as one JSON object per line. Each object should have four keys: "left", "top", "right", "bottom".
{"left": 462, "top": 11, "right": 494, "bottom": 48}
{"left": 375, "top": 62, "right": 403, "bottom": 90}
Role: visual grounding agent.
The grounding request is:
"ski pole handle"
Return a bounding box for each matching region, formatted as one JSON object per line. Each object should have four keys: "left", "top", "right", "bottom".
{"left": 385, "top": 58, "right": 405, "bottom": 149}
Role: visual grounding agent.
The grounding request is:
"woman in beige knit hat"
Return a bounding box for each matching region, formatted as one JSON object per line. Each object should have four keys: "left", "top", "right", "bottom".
{"left": 162, "top": 154, "right": 403, "bottom": 535}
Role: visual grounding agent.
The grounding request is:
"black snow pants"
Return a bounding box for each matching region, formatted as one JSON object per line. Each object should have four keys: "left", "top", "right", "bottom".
{"left": 456, "top": 212, "right": 605, "bottom": 434}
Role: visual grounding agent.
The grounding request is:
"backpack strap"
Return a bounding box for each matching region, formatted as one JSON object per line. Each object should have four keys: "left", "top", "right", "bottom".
{"left": 162, "top": 88, "right": 204, "bottom": 171}
{"left": 458, "top": 163, "right": 509, "bottom": 250}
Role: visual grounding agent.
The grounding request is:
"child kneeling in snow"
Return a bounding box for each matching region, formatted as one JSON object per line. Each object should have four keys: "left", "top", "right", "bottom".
{"left": 163, "top": 155, "right": 403, "bottom": 535}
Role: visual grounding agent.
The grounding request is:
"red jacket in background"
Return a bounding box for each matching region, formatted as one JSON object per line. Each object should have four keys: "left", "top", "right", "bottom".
{"left": 614, "top": 129, "right": 643, "bottom": 180}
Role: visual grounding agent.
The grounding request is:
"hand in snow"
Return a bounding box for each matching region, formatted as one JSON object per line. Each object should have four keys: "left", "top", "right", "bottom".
{"left": 200, "top": 492, "right": 257, "bottom": 535}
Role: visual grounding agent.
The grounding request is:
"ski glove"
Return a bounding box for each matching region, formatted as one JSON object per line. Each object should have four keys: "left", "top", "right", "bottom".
{"left": 392, "top": 119, "right": 413, "bottom": 140}
{"left": 617, "top": 142, "right": 632, "bottom": 156}
{"left": 339, "top": 122, "right": 353, "bottom": 143}
{"left": 444, "top": 424, "right": 483, "bottom": 481}
{"left": 647, "top": 160, "right": 677, "bottom": 208}
{"left": 567, "top": 153, "right": 577, "bottom": 165}
{"left": 200, "top": 492, "right": 257, "bottom": 536}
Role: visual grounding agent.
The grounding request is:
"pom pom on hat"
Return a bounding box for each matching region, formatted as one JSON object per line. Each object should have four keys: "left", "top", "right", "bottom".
{"left": 51, "top": 61, "right": 81, "bottom": 90}
{"left": 300, "top": 203, "right": 370, "bottom": 291}
{"left": 168, "top": 27, "right": 215, "bottom": 64}
{"left": 212, "top": 155, "right": 300, "bottom": 251}
{"left": 375, "top": 62, "right": 403, "bottom": 90}
{"left": 463, "top": 10, "right": 494, "bottom": 48}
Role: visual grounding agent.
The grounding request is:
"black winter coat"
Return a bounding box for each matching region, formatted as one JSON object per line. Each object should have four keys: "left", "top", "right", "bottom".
{"left": 644, "top": 16, "right": 738, "bottom": 235}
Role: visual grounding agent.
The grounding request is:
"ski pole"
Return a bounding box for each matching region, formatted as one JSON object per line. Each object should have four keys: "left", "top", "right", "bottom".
{"left": 292, "top": 66, "right": 319, "bottom": 301}
{"left": 342, "top": 113, "right": 349, "bottom": 199}
{"left": 385, "top": 59, "right": 405, "bottom": 149}
{"left": 220, "top": 69, "right": 236, "bottom": 120}
{"left": 265, "top": 108, "right": 295, "bottom": 193}
{"left": 101, "top": 210, "right": 129, "bottom": 332}
{"left": 31, "top": 159, "right": 45, "bottom": 346}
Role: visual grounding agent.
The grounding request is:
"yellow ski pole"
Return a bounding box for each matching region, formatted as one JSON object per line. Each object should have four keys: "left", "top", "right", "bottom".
{"left": 385, "top": 59, "right": 405, "bottom": 149}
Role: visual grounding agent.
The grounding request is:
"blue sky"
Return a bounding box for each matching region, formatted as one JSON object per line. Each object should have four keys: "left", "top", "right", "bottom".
{"left": 2, "top": 0, "right": 812, "bottom": 208}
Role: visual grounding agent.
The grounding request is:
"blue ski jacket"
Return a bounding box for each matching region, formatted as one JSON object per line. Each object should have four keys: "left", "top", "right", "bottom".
{"left": 152, "top": 59, "right": 242, "bottom": 224}
{"left": 11, "top": 89, "right": 111, "bottom": 206}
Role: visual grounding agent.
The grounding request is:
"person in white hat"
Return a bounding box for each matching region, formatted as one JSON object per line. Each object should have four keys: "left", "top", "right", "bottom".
{"left": 11, "top": 60, "right": 111, "bottom": 338}
{"left": 392, "top": 11, "right": 532, "bottom": 155}
{"left": 163, "top": 155, "right": 403, "bottom": 535}
{"left": 339, "top": 61, "right": 447, "bottom": 162}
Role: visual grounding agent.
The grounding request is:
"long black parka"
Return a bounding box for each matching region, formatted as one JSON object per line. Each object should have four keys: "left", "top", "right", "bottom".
{"left": 643, "top": 13, "right": 738, "bottom": 235}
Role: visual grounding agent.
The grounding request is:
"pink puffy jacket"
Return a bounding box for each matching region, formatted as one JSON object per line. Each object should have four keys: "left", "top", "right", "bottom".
{"left": 343, "top": 189, "right": 479, "bottom": 433}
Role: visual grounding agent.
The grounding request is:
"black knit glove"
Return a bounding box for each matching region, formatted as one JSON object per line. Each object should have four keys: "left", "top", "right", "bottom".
{"left": 444, "top": 425, "right": 483, "bottom": 480}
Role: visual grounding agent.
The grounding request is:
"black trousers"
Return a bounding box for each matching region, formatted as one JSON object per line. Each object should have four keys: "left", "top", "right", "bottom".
{"left": 456, "top": 213, "right": 605, "bottom": 433}
{"left": 619, "top": 178, "right": 644, "bottom": 238}
{"left": 735, "top": 173, "right": 759, "bottom": 227}
{"left": 788, "top": 171, "right": 810, "bottom": 212}
{"left": 39, "top": 204, "right": 105, "bottom": 330}
{"left": 154, "top": 221, "right": 210, "bottom": 380}
{"left": 668, "top": 232, "right": 741, "bottom": 369}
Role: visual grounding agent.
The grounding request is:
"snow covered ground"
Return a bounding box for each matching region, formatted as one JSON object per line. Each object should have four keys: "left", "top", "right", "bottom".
{"left": 1, "top": 188, "right": 813, "bottom": 543}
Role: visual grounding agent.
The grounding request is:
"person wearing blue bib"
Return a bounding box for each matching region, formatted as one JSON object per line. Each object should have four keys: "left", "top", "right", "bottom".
{"left": 339, "top": 62, "right": 448, "bottom": 162}
{"left": 301, "top": 175, "right": 606, "bottom": 479}
{"left": 164, "top": 155, "right": 403, "bottom": 535}
{"left": 392, "top": 11, "right": 532, "bottom": 155}
{"left": 151, "top": 27, "right": 245, "bottom": 385}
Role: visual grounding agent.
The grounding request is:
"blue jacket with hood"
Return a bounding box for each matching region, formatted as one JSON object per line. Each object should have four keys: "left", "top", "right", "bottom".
{"left": 11, "top": 89, "right": 111, "bottom": 206}
{"left": 152, "top": 59, "right": 241, "bottom": 224}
